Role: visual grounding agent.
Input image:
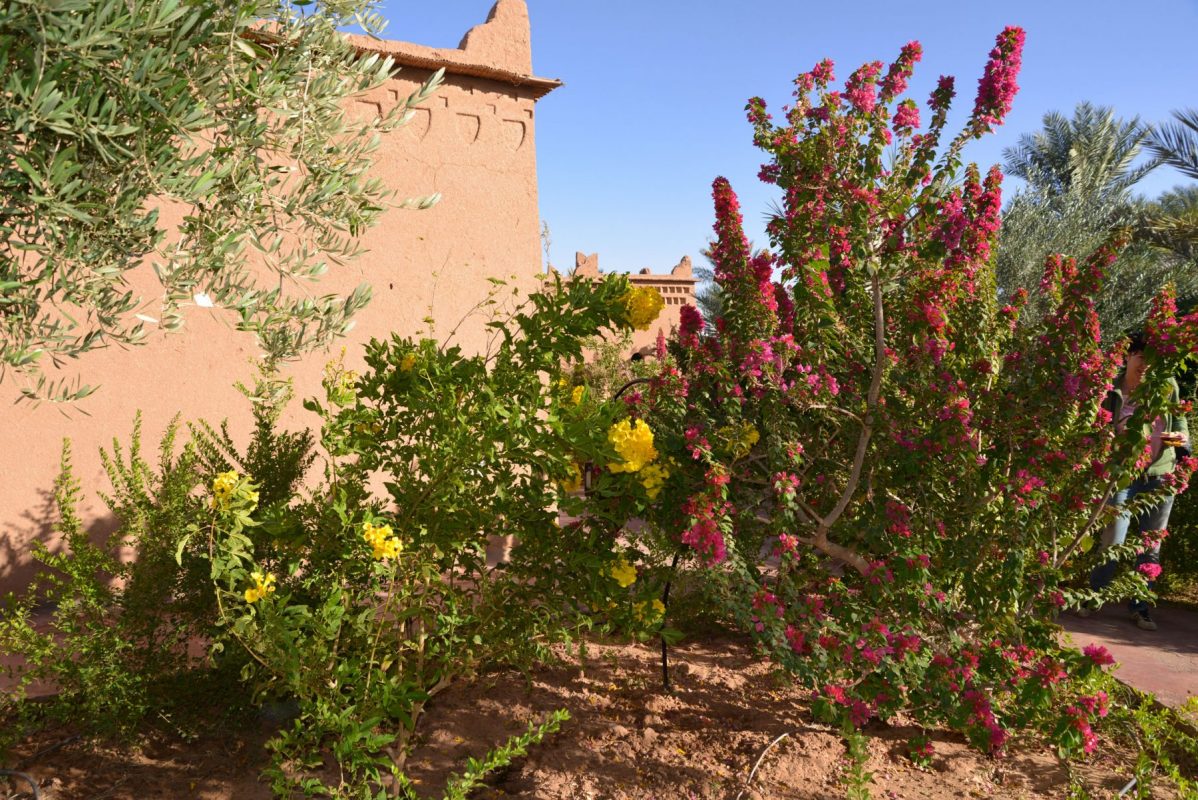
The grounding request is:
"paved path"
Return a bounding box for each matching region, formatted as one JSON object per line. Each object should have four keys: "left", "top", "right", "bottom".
{"left": 1061, "top": 602, "right": 1198, "bottom": 711}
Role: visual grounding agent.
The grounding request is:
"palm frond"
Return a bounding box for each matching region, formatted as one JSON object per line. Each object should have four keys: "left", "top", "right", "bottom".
{"left": 1147, "top": 109, "right": 1198, "bottom": 181}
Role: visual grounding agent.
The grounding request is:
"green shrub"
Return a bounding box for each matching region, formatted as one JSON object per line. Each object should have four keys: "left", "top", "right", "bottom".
{"left": 189, "top": 273, "right": 665, "bottom": 796}
{"left": 1, "top": 420, "right": 210, "bottom": 742}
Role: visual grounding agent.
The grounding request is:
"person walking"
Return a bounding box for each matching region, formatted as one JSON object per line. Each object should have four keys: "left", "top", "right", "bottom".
{"left": 1086, "top": 333, "right": 1190, "bottom": 631}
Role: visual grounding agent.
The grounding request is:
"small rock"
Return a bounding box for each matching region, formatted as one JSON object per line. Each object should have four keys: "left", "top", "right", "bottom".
{"left": 610, "top": 724, "right": 631, "bottom": 738}
{"left": 642, "top": 726, "right": 658, "bottom": 743}
{"left": 643, "top": 713, "right": 665, "bottom": 727}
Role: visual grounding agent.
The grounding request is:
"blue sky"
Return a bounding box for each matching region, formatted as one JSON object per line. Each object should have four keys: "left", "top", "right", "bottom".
{"left": 374, "top": 1, "right": 1198, "bottom": 275}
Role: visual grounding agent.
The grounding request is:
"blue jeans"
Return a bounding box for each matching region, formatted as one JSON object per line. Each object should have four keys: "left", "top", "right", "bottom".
{"left": 1089, "top": 475, "right": 1173, "bottom": 614}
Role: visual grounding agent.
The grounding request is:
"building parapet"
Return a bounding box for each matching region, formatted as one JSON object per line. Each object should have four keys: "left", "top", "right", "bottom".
{"left": 343, "top": 0, "right": 562, "bottom": 98}
{"left": 566, "top": 251, "right": 697, "bottom": 353}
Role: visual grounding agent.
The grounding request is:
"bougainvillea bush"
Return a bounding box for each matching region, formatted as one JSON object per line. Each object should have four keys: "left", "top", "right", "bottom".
{"left": 582, "top": 28, "right": 1198, "bottom": 760}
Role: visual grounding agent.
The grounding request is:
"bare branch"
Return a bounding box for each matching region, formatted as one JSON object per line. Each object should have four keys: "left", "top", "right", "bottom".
{"left": 818, "top": 270, "right": 886, "bottom": 535}
{"left": 1053, "top": 479, "right": 1118, "bottom": 569}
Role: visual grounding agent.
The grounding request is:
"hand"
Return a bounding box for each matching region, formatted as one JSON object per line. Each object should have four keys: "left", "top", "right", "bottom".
{"left": 1162, "top": 431, "right": 1189, "bottom": 448}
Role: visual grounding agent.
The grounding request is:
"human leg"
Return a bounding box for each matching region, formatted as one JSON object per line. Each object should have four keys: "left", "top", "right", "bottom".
{"left": 1128, "top": 488, "right": 1174, "bottom": 622}
{"left": 1089, "top": 486, "right": 1132, "bottom": 592}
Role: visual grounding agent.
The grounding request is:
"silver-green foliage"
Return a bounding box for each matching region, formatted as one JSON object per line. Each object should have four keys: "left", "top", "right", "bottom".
{"left": 0, "top": 0, "right": 442, "bottom": 402}
{"left": 997, "top": 103, "right": 1198, "bottom": 337}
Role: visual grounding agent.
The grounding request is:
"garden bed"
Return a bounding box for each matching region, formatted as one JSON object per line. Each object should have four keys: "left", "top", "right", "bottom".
{"left": 4, "top": 633, "right": 1166, "bottom": 799}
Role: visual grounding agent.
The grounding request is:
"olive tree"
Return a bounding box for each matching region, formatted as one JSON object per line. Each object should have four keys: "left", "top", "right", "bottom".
{"left": 0, "top": 0, "right": 440, "bottom": 401}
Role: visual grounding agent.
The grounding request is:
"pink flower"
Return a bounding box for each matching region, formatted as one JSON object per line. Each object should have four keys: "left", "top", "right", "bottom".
{"left": 811, "top": 58, "right": 835, "bottom": 84}
{"left": 881, "top": 41, "right": 922, "bottom": 100}
{"left": 681, "top": 516, "right": 727, "bottom": 565}
{"left": 844, "top": 61, "right": 883, "bottom": 115}
{"left": 785, "top": 624, "right": 807, "bottom": 654}
{"left": 679, "top": 304, "right": 704, "bottom": 345}
{"left": 929, "top": 75, "right": 956, "bottom": 112}
{"left": 1082, "top": 644, "right": 1115, "bottom": 667}
{"left": 1137, "top": 562, "right": 1162, "bottom": 581}
{"left": 893, "top": 100, "right": 920, "bottom": 131}
{"left": 972, "top": 27, "right": 1025, "bottom": 131}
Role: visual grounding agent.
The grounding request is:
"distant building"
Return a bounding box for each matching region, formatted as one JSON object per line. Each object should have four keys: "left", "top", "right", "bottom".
{"left": 569, "top": 251, "right": 697, "bottom": 355}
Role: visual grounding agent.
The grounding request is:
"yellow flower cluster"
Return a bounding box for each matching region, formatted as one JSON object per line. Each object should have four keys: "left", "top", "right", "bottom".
{"left": 244, "top": 571, "right": 276, "bottom": 603}
{"left": 634, "top": 598, "right": 666, "bottom": 623}
{"left": 571, "top": 385, "right": 586, "bottom": 405}
{"left": 322, "top": 350, "right": 358, "bottom": 406}
{"left": 608, "top": 418, "right": 659, "bottom": 474}
{"left": 399, "top": 353, "right": 417, "bottom": 372}
{"left": 639, "top": 462, "right": 670, "bottom": 500}
{"left": 211, "top": 470, "right": 239, "bottom": 511}
{"left": 720, "top": 422, "right": 760, "bottom": 460}
{"left": 560, "top": 462, "right": 583, "bottom": 494}
{"left": 610, "top": 556, "right": 637, "bottom": 588}
{"left": 363, "top": 521, "right": 402, "bottom": 561}
{"left": 608, "top": 418, "right": 672, "bottom": 500}
{"left": 622, "top": 286, "right": 664, "bottom": 331}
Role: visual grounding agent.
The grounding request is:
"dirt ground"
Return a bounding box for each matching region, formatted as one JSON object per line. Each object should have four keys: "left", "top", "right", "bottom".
{"left": 1, "top": 634, "right": 1174, "bottom": 800}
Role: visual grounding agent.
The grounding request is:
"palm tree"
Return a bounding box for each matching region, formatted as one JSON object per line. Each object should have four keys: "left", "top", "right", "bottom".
{"left": 1138, "top": 184, "right": 1198, "bottom": 263}
{"left": 1147, "top": 109, "right": 1198, "bottom": 180}
{"left": 693, "top": 249, "right": 723, "bottom": 326}
{"left": 1002, "top": 102, "right": 1156, "bottom": 206}
{"left": 996, "top": 102, "right": 1198, "bottom": 338}
{"left": 1141, "top": 110, "right": 1198, "bottom": 261}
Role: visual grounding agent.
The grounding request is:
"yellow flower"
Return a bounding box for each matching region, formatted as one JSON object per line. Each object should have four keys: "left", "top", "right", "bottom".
{"left": 244, "top": 571, "right": 276, "bottom": 603}
{"left": 400, "top": 353, "right": 417, "bottom": 372}
{"left": 622, "top": 286, "right": 665, "bottom": 331}
{"left": 362, "top": 521, "right": 403, "bottom": 561}
{"left": 560, "top": 462, "right": 583, "bottom": 494}
{"left": 571, "top": 385, "right": 586, "bottom": 405}
{"left": 639, "top": 462, "right": 670, "bottom": 500}
{"left": 634, "top": 598, "right": 666, "bottom": 623}
{"left": 211, "top": 470, "right": 239, "bottom": 511}
{"left": 610, "top": 556, "right": 637, "bottom": 588}
{"left": 608, "top": 418, "right": 658, "bottom": 474}
{"left": 322, "top": 351, "right": 358, "bottom": 406}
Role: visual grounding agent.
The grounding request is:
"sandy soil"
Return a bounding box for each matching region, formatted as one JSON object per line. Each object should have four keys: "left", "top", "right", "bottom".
{"left": 2, "top": 634, "right": 1172, "bottom": 799}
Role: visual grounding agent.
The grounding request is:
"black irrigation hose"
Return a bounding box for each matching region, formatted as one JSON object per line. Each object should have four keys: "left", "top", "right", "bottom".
{"left": 659, "top": 550, "right": 681, "bottom": 692}
{"left": 610, "top": 377, "right": 677, "bottom": 694}
{"left": 0, "top": 769, "right": 40, "bottom": 799}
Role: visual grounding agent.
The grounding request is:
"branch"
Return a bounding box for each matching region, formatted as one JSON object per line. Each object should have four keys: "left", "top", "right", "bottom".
{"left": 818, "top": 271, "right": 886, "bottom": 535}
{"left": 1054, "top": 478, "right": 1118, "bottom": 569}
{"left": 797, "top": 531, "right": 872, "bottom": 575}
{"left": 805, "top": 403, "right": 863, "bottom": 424}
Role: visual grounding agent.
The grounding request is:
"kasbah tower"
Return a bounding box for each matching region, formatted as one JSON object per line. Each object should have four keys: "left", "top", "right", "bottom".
{"left": 0, "top": 0, "right": 695, "bottom": 591}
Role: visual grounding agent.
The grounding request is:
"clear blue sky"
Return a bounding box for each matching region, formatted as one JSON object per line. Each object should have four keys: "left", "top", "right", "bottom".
{"left": 373, "top": 1, "right": 1198, "bottom": 274}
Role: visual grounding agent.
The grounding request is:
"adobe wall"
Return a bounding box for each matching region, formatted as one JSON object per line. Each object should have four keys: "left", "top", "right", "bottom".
{"left": 572, "top": 252, "right": 697, "bottom": 353}
{"left": 0, "top": 1, "right": 559, "bottom": 592}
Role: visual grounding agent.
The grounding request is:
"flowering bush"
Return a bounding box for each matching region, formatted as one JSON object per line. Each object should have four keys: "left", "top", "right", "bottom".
{"left": 193, "top": 272, "right": 672, "bottom": 796}
{"left": 585, "top": 28, "right": 1198, "bottom": 761}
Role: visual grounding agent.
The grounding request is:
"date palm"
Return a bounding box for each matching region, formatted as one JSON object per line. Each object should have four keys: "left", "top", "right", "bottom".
{"left": 1141, "top": 110, "right": 1198, "bottom": 261}
{"left": 1147, "top": 109, "right": 1198, "bottom": 181}
{"left": 997, "top": 103, "right": 1197, "bottom": 338}
{"left": 1003, "top": 102, "right": 1156, "bottom": 205}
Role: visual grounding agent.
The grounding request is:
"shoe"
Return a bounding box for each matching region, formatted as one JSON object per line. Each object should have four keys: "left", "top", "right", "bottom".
{"left": 1131, "top": 611, "right": 1158, "bottom": 631}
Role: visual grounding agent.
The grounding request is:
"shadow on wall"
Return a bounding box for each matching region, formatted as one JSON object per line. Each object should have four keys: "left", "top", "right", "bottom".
{"left": 3, "top": 480, "right": 120, "bottom": 601}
